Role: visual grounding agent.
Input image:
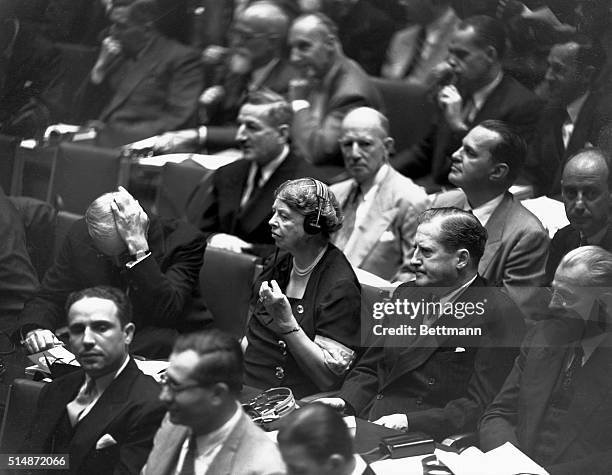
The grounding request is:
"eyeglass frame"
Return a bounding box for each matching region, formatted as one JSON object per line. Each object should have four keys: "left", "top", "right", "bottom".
{"left": 158, "top": 372, "right": 212, "bottom": 394}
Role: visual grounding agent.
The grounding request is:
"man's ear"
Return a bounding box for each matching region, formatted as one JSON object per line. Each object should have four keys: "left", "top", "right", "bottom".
{"left": 456, "top": 248, "right": 470, "bottom": 270}
{"left": 123, "top": 322, "right": 135, "bottom": 345}
{"left": 489, "top": 162, "right": 509, "bottom": 182}
{"left": 484, "top": 45, "right": 498, "bottom": 64}
{"left": 383, "top": 137, "right": 395, "bottom": 156}
{"left": 277, "top": 124, "right": 290, "bottom": 143}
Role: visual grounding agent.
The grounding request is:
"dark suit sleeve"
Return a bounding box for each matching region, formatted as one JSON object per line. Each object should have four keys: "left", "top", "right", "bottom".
{"left": 337, "top": 344, "right": 384, "bottom": 415}
{"left": 126, "top": 223, "right": 205, "bottom": 327}
{"left": 19, "top": 224, "right": 83, "bottom": 334}
{"left": 185, "top": 171, "right": 219, "bottom": 239}
{"left": 113, "top": 399, "right": 167, "bottom": 475}
{"left": 407, "top": 292, "right": 525, "bottom": 439}
{"left": 391, "top": 121, "right": 439, "bottom": 179}
{"left": 478, "top": 327, "right": 535, "bottom": 451}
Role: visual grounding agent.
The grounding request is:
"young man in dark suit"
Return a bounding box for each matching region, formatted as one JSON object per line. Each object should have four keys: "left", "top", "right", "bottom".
{"left": 21, "top": 286, "right": 166, "bottom": 475}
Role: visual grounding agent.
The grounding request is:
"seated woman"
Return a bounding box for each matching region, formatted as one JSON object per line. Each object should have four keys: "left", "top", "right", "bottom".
{"left": 244, "top": 178, "right": 361, "bottom": 398}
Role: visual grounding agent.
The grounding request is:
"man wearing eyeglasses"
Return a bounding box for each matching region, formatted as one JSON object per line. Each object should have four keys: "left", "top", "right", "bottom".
{"left": 133, "top": 1, "right": 296, "bottom": 155}
{"left": 143, "top": 329, "right": 285, "bottom": 475}
{"left": 545, "top": 148, "right": 612, "bottom": 284}
{"left": 21, "top": 286, "right": 166, "bottom": 475}
{"left": 330, "top": 107, "right": 429, "bottom": 282}
{"left": 480, "top": 246, "right": 612, "bottom": 474}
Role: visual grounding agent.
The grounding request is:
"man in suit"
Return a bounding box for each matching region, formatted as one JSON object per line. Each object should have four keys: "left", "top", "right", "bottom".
{"left": 318, "top": 208, "right": 525, "bottom": 440}
{"left": 287, "top": 12, "right": 383, "bottom": 168}
{"left": 330, "top": 107, "right": 429, "bottom": 282}
{"left": 135, "top": 0, "right": 296, "bottom": 154}
{"left": 392, "top": 15, "right": 542, "bottom": 192}
{"left": 523, "top": 38, "right": 612, "bottom": 197}
{"left": 381, "top": 0, "right": 460, "bottom": 87}
{"left": 546, "top": 148, "right": 612, "bottom": 283}
{"left": 480, "top": 246, "right": 612, "bottom": 474}
{"left": 21, "top": 286, "right": 166, "bottom": 475}
{"left": 185, "top": 90, "right": 319, "bottom": 258}
{"left": 19, "top": 187, "right": 205, "bottom": 358}
{"left": 432, "top": 120, "right": 550, "bottom": 319}
{"left": 278, "top": 403, "right": 373, "bottom": 475}
{"left": 143, "top": 329, "right": 285, "bottom": 475}
{"left": 75, "top": 0, "right": 204, "bottom": 147}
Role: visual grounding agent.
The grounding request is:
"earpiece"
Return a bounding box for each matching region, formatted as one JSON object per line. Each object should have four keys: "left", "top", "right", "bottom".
{"left": 303, "top": 179, "right": 329, "bottom": 235}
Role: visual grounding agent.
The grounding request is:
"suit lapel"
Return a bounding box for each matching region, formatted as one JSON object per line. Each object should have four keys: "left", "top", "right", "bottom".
{"left": 550, "top": 336, "right": 612, "bottom": 463}
{"left": 206, "top": 413, "right": 249, "bottom": 475}
{"left": 479, "top": 192, "right": 512, "bottom": 275}
{"left": 146, "top": 418, "right": 190, "bottom": 475}
{"left": 237, "top": 152, "right": 298, "bottom": 235}
{"left": 100, "top": 35, "right": 166, "bottom": 121}
{"left": 28, "top": 372, "right": 84, "bottom": 452}
{"left": 346, "top": 169, "right": 400, "bottom": 266}
{"left": 566, "top": 93, "right": 596, "bottom": 157}
{"left": 68, "top": 360, "right": 139, "bottom": 471}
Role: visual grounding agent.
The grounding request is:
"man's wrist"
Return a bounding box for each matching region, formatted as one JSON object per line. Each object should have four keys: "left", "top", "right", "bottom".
{"left": 197, "top": 126, "right": 207, "bottom": 146}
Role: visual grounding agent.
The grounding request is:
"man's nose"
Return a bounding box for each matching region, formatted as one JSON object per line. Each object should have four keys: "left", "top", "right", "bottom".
{"left": 82, "top": 327, "right": 95, "bottom": 346}
{"left": 236, "top": 124, "right": 247, "bottom": 142}
{"left": 290, "top": 48, "right": 301, "bottom": 64}
{"left": 159, "top": 385, "right": 173, "bottom": 403}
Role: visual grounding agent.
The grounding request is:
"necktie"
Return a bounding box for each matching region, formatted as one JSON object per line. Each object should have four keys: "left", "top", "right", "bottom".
{"left": 462, "top": 95, "right": 476, "bottom": 125}
{"left": 561, "top": 112, "right": 573, "bottom": 149}
{"left": 240, "top": 165, "right": 262, "bottom": 209}
{"left": 66, "top": 377, "right": 98, "bottom": 426}
{"left": 562, "top": 345, "right": 584, "bottom": 391}
{"left": 579, "top": 231, "right": 588, "bottom": 247}
{"left": 422, "top": 294, "right": 441, "bottom": 327}
{"left": 404, "top": 26, "right": 427, "bottom": 77}
{"left": 179, "top": 434, "right": 197, "bottom": 475}
{"left": 333, "top": 184, "right": 360, "bottom": 250}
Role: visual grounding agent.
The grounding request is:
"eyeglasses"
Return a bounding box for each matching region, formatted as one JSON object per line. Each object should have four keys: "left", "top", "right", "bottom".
{"left": 229, "top": 27, "right": 269, "bottom": 42}
{"left": 158, "top": 373, "right": 204, "bottom": 394}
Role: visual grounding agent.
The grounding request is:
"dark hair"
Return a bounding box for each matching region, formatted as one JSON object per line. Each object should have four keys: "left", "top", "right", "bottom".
{"left": 459, "top": 15, "right": 507, "bottom": 59}
{"left": 65, "top": 286, "right": 133, "bottom": 326}
{"left": 244, "top": 89, "right": 293, "bottom": 128}
{"left": 172, "top": 330, "right": 243, "bottom": 394}
{"left": 477, "top": 120, "right": 527, "bottom": 182}
{"left": 275, "top": 178, "right": 343, "bottom": 236}
{"left": 127, "top": 0, "right": 159, "bottom": 26}
{"left": 277, "top": 403, "right": 353, "bottom": 463}
{"left": 418, "top": 207, "right": 488, "bottom": 264}
{"left": 565, "top": 147, "right": 612, "bottom": 190}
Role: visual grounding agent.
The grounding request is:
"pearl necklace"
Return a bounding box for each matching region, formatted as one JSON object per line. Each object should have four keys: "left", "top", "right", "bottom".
{"left": 292, "top": 247, "right": 327, "bottom": 277}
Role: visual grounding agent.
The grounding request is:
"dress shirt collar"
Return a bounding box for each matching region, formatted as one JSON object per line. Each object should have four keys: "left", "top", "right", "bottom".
{"left": 468, "top": 192, "right": 505, "bottom": 227}
{"left": 357, "top": 163, "right": 389, "bottom": 198}
{"left": 440, "top": 274, "right": 477, "bottom": 307}
{"left": 249, "top": 145, "right": 289, "bottom": 187}
{"left": 580, "top": 332, "right": 608, "bottom": 366}
{"left": 566, "top": 91, "right": 589, "bottom": 125}
{"left": 471, "top": 70, "right": 503, "bottom": 115}
{"left": 194, "top": 402, "right": 242, "bottom": 458}
{"left": 89, "top": 354, "right": 130, "bottom": 394}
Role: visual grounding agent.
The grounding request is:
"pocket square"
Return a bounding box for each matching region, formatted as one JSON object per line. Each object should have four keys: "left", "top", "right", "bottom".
{"left": 379, "top": 230, "right": 395, "bottom": 242}
{"left": 96, "top": 433, "right": 117, "bottom": 450}
{"left": 454, "top": 347, "right": 466, "bottom": 353}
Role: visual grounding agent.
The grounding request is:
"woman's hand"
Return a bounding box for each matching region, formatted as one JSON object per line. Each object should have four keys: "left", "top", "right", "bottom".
{"left": 259, "top": 280, "right": 298, "bottom": 333}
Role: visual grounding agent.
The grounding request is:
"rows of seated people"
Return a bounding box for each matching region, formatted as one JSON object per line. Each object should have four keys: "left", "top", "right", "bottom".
{"left": 1, "top": 0, "right": 612, "bottom": 474}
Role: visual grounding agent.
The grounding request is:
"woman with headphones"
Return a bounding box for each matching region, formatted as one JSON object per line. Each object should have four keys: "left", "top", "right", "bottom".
{"left": 243, "top": 178, "right": 362, "bottom": 398}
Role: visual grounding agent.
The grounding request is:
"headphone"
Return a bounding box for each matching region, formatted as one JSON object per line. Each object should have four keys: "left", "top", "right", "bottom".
{"left": 303, "top": 178, "right": 330, "bottom": 235}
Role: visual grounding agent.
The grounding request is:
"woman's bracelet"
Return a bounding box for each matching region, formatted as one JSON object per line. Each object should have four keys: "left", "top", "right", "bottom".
{"left": 281, "top": 326, "right": 300, "bottom": 335}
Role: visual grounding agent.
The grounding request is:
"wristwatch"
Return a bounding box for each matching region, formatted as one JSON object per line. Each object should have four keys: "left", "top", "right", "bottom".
{"left": 132, "top": 249, "right": 149, "bottom": 261}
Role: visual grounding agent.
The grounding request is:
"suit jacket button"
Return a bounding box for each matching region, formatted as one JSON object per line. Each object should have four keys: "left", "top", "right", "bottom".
{"left": 376, "top": 393, "right": 384, "bottom": 400}
{"left": 427, "top": 377, "right": 436, "bottom": 385}
{"left": 296, "top": 305, "right": 304, "bottom": 314}
{"left": 275, "top": 366, "right": 285, "bottom": 379}
{"left": 416, "top": 397, "right": 423, "bottom": 405}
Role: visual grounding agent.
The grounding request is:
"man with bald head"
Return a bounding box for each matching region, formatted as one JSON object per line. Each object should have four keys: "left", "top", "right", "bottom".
{"left": 18, "top": 187, "right": 206, "bottom": 357}
{"left": 287, "top": 13, "right": 382, "bottom": 168}
{"left": 330, "top": 107, "right": 429, "bottom": 282}
{"left": 138, "top": 0, "right": 296, "bottom": 154}
{"left": 545, "top": 148, "right": 612, "bottom": 283}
